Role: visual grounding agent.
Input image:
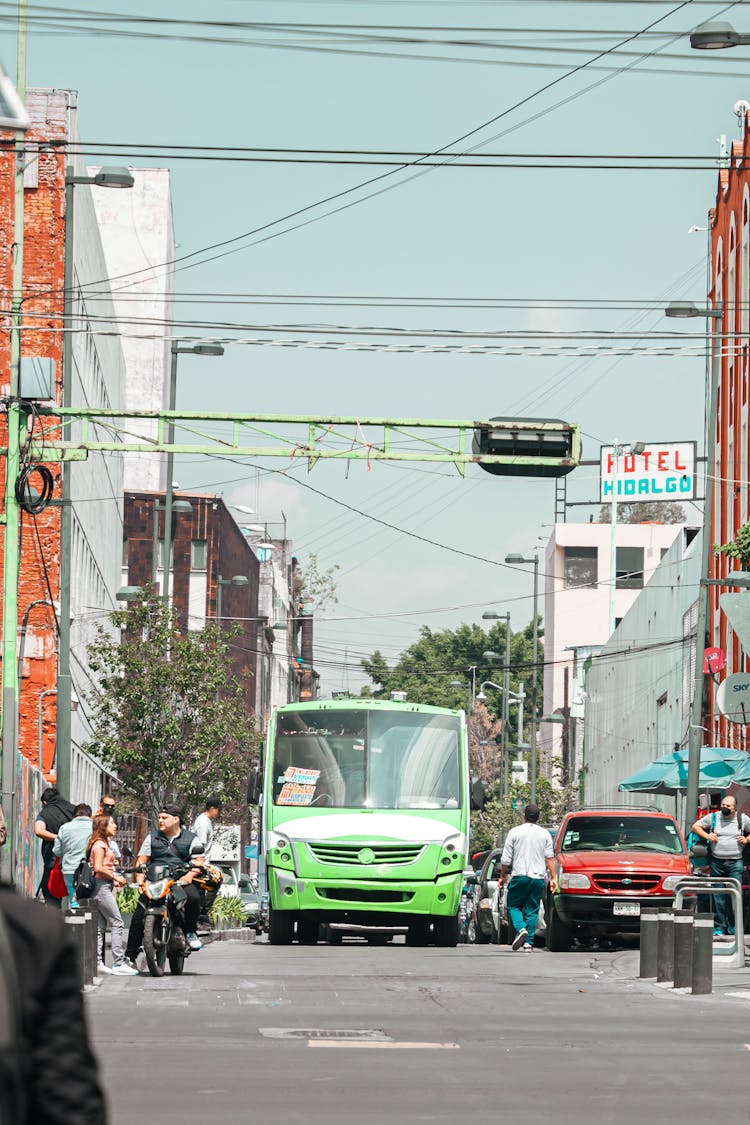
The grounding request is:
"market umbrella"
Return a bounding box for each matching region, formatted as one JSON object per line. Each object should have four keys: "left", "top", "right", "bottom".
{"left": 618, "top": 747, "right": 750, "bottom": 795}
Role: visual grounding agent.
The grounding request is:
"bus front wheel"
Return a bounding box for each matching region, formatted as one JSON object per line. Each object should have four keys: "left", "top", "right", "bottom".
{"left": 268, "top": 908, "right": 294, "bottom": 945}
{"left": 432, "top": 915, "right": 459, "bottom": 948}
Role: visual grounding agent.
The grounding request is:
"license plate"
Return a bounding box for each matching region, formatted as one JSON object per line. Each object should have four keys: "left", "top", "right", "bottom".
{"left": 613, "top": 901, "right": 641, "bottom": 917}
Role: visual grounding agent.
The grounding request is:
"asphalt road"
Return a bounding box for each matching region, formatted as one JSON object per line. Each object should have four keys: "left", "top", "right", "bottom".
{"left": 88, "top": 936, "right": 750, "bottom": 1124}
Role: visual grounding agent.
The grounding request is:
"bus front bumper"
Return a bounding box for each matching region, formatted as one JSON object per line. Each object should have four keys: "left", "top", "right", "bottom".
{"left": 268, "top": 867, "right": 461, "bottom": 916}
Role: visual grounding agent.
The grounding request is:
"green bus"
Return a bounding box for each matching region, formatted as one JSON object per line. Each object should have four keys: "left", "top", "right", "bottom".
{"left": 262, "top": 698, "right": 472, "bottom": 947}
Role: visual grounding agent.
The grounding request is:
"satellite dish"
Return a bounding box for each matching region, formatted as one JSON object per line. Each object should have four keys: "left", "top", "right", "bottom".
{"left": 716, "top": 672, "right": 750, "bottom": 724}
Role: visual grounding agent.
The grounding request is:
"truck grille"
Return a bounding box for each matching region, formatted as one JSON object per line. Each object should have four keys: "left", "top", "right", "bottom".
{"left": 593, "top": 873, "right": 661, "bottom": 892}
{"left": 308, "top": 843, "right": 424, "bottom": 866}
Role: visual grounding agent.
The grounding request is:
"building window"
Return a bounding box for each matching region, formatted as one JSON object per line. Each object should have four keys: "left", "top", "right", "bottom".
{"left": 616, "top": 546, "right": 644, "bottom": 589}
{"left": 564, "top": 546, "right": 597, "bottom": 589}
{"left": 190, "top": 540, "right": 207, "bottom": 572}
{"left": 122, "top": 538, "right": 129, "bottom": 566}
{"left": 660, "top": 547, "right": 669, "bottom": 561}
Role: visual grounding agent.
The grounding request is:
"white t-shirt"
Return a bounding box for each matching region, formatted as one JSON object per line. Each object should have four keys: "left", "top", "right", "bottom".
{"left": 501, "top": 822, "right": 554, "bottom": 880}
{"left": 191, "top": 813, "right": 214, "bottom": 861}
{"left": 699, "top": 810, "right": 750, "bottom": 859}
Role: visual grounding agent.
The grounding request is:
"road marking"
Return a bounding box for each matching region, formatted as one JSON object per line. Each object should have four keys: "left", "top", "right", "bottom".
{"left": 308, "top": 1041, "right": 460, "bottom": 1050}
{"left": 259, "top": 1027, "right": 389, "bottom": 1040}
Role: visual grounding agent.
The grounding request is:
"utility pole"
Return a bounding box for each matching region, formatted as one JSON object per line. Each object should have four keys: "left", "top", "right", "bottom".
{"left": 501, "top": 615, "right": 511, "bottom": 799}
{"left": 0, "top": 1, "right": 28, "bottom": 884}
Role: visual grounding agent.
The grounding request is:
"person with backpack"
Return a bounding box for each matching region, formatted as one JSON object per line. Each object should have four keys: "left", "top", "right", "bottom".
{"left": 691, "top": 793, "right": 750, "bottom": 936}
{"left": 87, "top": 814, "right": 137, "bottom": 976}
{"left": 53, "top": 803, "right": 93, "bottom": 908}
{"left": 33, "top": 786, "right": 75, "bottom": 907}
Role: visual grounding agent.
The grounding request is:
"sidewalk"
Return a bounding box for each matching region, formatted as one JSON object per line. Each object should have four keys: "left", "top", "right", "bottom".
{"left": 610, "top": 939, "right": 750, "bottom": 1000}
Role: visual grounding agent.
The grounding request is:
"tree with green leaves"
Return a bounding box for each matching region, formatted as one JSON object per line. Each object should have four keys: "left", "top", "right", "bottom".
{"left": 361, "top": 621, "right": 538, "bottom": 746}
{"left": 298, "top": 552, "right": 339, "bottom": 612}
{"left": 598, "top": 501, "right": 686, "bottom": 524}
{"left": 470, "top": 777, "right": 579, "bottom": 852}
{"left": 85, "top": 586, "right": 261, "bottom": 821}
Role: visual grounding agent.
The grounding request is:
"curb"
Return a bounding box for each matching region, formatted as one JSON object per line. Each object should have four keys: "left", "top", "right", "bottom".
{"left": 211, "top": 928, "right": 257, "bottom": 942}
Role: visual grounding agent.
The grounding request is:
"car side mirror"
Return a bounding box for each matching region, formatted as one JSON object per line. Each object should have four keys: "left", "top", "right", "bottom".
{"left": 470, "top": 776, "right": 486, "bottom": 811}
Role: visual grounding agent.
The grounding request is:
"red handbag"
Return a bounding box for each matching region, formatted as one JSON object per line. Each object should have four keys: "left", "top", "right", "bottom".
{"left": 47, "top": 857, "right": 67, "bottom": 899}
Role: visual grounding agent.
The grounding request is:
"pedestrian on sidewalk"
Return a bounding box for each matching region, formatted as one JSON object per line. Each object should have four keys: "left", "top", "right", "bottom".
{"left": 191, "top": 796, "right": 223, "bottom": 862}
{"left": 498, "top": 804, "right": 557, "bottom": 952}
{"left": 0, "top": 881, "right": 107, "bottom": 1123}
{"left": 691, "top": 793, "right": 750, "bottom": 936}
{"left": 34, "top": 786, "right": 75, "bottom": 908}
{"left": 95, "top": 795, "right": 121, "bottom": 861}
{"left": 87, "top": 814, "right": 137, "bottom": 976}
{"left": 53, "top": 803, "right": 93, "bottom": 908}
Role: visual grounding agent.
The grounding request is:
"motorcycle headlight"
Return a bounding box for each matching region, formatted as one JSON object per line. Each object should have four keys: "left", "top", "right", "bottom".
{"left": 559, "top": 871, "right": 591, "bottom": 890}
{"left": 144, "top": 879, "right": 170, "bottom": 899}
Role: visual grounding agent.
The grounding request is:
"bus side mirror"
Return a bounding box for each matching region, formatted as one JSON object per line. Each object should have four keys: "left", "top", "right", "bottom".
{"left": 470, "top": 777, "right": 486, "bottom": 811}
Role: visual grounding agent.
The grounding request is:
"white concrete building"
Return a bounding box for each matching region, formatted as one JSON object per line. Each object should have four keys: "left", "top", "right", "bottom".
{"left": 583, "top": 527, "right": 701, "bottom": 810}
{"left": 91, "top": 167, "right": 175, "bottom": 493}
{"left": 256, "top": 538, "right": 295, "bottom": 725}
{"left": 541, "top": 520, "right": 686, "bottom": 783}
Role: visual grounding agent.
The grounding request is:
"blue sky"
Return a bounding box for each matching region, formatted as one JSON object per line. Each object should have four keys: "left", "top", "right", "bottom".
{"left": 16, "top": 0, "right": 750, "bottom": 690}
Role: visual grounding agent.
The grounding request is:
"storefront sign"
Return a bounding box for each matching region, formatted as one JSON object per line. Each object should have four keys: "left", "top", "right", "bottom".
{"left": 599, "top": 442, "right": 696, "bottom": 503}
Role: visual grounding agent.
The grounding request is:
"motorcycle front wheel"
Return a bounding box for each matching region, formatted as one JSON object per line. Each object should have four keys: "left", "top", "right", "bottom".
{"left": 143, "top": 914, "right": 168, "bottom": 977}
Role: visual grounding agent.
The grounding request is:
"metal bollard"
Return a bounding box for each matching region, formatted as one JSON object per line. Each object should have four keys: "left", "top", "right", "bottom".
{"left": 639, "top": 908, "right": 659, "bottom": 978}
{"left": 672, "top": 909, "right": 694, "bottom": 989}
{"left": 656, "top": 910, "right": 675, "bottom": 983}
{"left": 85, "top": 911, "right": 100, "bottom": 978}
{"left": 63, "top": 910, "right": 89, "bottom": 987}
{"left": 692, "top": 911, "right": 714, "bottom": 995}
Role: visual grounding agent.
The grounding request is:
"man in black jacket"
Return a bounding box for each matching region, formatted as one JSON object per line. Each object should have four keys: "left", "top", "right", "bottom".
{"left": 34, "top": 786, "right": 75, "bottom": 907}
{"left": 0, "top": 883, "right": 107, "bottom": 1123}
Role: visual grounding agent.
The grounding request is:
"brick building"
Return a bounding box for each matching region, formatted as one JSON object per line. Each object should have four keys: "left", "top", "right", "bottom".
{"left": 122, "top": 492, "right": 263, "bottom": 715}
{"left": 0, "top": 91, "right": 126, "bottom": 842}
{"left": 706, "top": 113, "right": 750, "bottom": 748}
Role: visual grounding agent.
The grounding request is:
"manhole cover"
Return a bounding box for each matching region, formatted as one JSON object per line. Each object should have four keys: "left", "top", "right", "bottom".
{"left": 259, "top": 1028, "right": 391, "bottom": 1041}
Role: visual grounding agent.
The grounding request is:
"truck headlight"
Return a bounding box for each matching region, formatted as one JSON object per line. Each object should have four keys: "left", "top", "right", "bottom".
{"left": 662, "top": 875, "right": 683, "bottom": 892}
{"left": 559, "top": 872, "right": 591, "bottom": 890}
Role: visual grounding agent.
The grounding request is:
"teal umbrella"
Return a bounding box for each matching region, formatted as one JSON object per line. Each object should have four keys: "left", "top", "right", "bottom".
{"left": 619, "top": 747, "right": 750, "bottom": 795}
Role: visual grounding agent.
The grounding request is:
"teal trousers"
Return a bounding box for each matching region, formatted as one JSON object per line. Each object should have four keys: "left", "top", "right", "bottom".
{"left": 506, "top": 875, "right": 544, "bottom": 945}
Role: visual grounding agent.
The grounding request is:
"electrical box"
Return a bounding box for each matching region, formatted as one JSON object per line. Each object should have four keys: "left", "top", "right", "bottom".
{"left": 20, "top": 356, "right": 55, "bottom": 401}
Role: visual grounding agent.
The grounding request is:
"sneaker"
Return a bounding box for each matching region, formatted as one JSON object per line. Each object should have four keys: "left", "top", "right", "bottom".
{"left": 186, "top": 932, "right": 203, "bottom": 952}
{"left": 522, "top": 944, "right": 533, "bottom": 953}
{"left": 111, "top": 961, "right": 139, "bottom": 976}
{"left": 97, "top": 961, "right": 113, "bottom": 975}
{"left": 714, "top": 928, "right": 725, "bottom": 937}
{"left": 511, "top": 928, "right": 529, "bottom": 951}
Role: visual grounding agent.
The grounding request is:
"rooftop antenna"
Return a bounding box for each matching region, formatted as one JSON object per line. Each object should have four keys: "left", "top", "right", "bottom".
{"left": 734, "top": 100, "right": 750, "bottom": 134}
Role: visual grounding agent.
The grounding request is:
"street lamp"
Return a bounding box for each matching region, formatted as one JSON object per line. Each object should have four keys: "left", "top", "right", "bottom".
{"left": 690, "top": 22, "right": 750, "bottom": 49}
{"left": 150, "top": 497, "right": 192, "bottom": 585}
{"left": 505, "top": 552, "right": 540, "bottom": 804}
{"left": 55, "top": 166, "right": 135, "bottom": 801}
{"left": 665, "top": 300, "right": 723, "bottom": 836}
{"left": 216, "top": 573, "right": 249, "bottom": 622}
{"left": 162, "top": 342, "right": 224, "bottom": 597}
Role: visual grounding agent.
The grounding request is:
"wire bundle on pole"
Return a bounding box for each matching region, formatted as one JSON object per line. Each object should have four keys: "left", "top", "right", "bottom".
{"left": 15, "top": 463, "right": 54, "bottom": 514}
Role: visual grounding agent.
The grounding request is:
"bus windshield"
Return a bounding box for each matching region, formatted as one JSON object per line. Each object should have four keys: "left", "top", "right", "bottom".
{"left": 272, "top": 708, "right": 461, "bottom": 810}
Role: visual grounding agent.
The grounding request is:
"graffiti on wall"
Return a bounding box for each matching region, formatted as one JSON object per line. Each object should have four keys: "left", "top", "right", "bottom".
{"left": 14, "top": 751, "right": 41, "bottom": 896}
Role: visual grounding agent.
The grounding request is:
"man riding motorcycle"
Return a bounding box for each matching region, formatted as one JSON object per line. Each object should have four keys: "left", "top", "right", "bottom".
{"left": 124, "top": 805, "right": 204, "bottom": 968}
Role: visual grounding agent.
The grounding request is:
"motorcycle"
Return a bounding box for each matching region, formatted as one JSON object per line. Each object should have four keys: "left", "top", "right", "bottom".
{"left": 138, "top": 862, "right": 192, "bottom": 977}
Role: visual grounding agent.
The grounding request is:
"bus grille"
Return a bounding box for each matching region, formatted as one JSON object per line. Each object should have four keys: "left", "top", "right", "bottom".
{"left": 318, "top": 888, "right": 413, "bottom": 903}
{"left": 308, "top": 843, "right": 425, "bottom": 866}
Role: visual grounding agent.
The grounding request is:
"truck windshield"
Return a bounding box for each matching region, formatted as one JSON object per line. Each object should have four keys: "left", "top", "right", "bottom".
{"left": 272, "top": 708, "right": 461, "bottom": 810}
{"left": 560, "top": 816, "right": 684, "bottom": 855}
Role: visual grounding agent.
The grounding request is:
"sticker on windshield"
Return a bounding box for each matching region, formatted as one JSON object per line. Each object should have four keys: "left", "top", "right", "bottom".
{"left": 278, "top": 782, "right": 316, "bottom": 806}
{"left": 283, "top": 767, "right": 320, "bottom": 786}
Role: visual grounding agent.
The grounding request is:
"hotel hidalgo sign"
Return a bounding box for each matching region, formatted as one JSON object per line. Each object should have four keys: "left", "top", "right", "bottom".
{"left": 599, "top": 442, "right": 697, "bottom": 504}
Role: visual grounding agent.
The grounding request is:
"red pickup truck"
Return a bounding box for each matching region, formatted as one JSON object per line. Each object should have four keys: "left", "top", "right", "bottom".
{"left": 546, "top": 808, "right": 691, "bottom": 951}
